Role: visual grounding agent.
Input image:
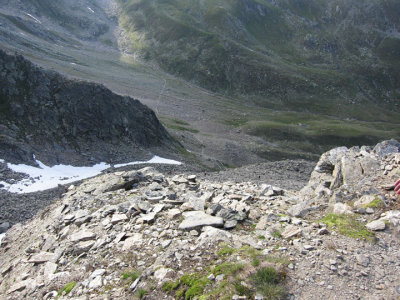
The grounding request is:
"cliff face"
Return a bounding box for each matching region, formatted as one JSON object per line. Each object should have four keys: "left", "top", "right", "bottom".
{"left": 0, "top": 50, "right": 177, "bottom": 165}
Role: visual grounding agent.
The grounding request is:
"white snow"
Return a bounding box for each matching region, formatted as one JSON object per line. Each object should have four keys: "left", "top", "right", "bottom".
{"left": 114, "top": 155, "right": 182, "bottom": 168}
{"left": 24, "top": 13, "right": 41, "bottom": 24}
{"left": 0, "top": 233, "right": 5, "bottom": 247}
{"left": 87, "top": 6, "right": 95, "bottom": 13}
{"left": 0, "top": 156, "right": 181, "bottom": 194}
{"left": 0, "top": 159, "right": 4, "bottom": 163}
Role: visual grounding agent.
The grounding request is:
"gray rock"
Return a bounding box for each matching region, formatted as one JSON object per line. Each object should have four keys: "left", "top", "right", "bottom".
{"left": 28, "top": 252, "right": 55, "bottom": 264}
{"left": 224, "top": 220, "right": 238, "bottom": 229}
{"left": 70, "top": 230, "right": 96, "bottom": 243}
{"left": 356, "top": 254, "right": 370, "bottom": 267}
{"left": 373, "top": 139, "right": 400, "bottom": 157}
{"left": 111, "top": 213, "right": 128, "bottom": 224}
{"left": 333, "top": 203, "right": 353, "bottom": 215}
{"left": 0, "top": 222, "right": 10, "bottom": 233}
{"left": 90, "top": 269, "right": 106, "bottom": 279}
{"left": 122, "top": 233, "right": 143, "bottom": 251}
{"left": 197, "top": 226, "right": 232, "bottom": 246}
{"left": 75, "top": 241, "right": 95, "bottom": 254}
{"left": 141, "top": 212, "right": 157, "bottom": 223}
{"left": 282, "top": 225, "right": 302, "bottom": 239}
{"left": 88, "top": 275, "right": 103, "bottom": 289}
{"left": 216, "top": 208, "right": 247, "bottom": 222}
{"left": 366, "top": 220, "right": 386, "bottom": 231}
{"left": 179, "top": 211, "right": 224, "bottom": 230}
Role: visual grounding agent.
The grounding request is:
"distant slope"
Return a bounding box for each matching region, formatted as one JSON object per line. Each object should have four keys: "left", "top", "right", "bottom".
{"left": 117, "top": 0, "right": 400, "bottom": 119}
{"left": 0, "top": 49, "right": 178, "bottom": 165}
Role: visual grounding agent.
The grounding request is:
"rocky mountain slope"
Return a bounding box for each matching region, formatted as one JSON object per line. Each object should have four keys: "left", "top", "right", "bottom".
{"left": 117, "top": 0, "right": 400, "bottom": 115}
{"left": 1, "top": 0, "right": 399, "bottom": 166}
{"left": 0, "top": 49, "right": 179, "bottom": 166}
{"left": 1, "top": 140, "right": 399, "bottom": 299}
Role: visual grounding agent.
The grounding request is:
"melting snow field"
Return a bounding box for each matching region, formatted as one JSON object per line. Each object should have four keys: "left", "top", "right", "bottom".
{"left": 0, "top": 156, "right": 181, "bottom": 194}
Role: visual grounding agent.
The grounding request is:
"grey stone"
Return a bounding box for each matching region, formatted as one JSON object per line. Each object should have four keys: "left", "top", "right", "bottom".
{"left": 224, "top": 220, "right": 238, "bottom": 229}
{"left": 75, "top": 241, "right": 95, "bottom": 254}
{"left": 111, "top": 213, "right": 128, "bottom": 224}
{"left": 141, "top": 212, "right": 157, "bottom": 223}
{"left": 0, "top": 222, "right": 10, "bottom": 233}
{"left": 282, "top": 225, "right": 302, "bottom": 239}
{"left": 356, "top": 254, "right": 370, "bottom": 267}
{"left": 70, "top": 231, "right": 96, "bottom": 243}
{"left": 179, "top": 211, "right": 224, "bottom": 230}
{"left": 28, "top": 252, "right": 55, "bottom": 264}
{"left": 88, "top": 276, "right": 103, "bottom": 289}
{"left": 366, "top": 220, "right": 386, "bottom": 231}
{"left": 122, "top": 233, "right": 143, "bottom": 251}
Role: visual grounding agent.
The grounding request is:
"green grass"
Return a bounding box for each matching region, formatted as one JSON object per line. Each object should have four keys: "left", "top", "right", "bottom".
{"left": 251, "top": 267, "right": 286, "bottom": 300}
{"left": 162, "top": 279, "right": 180, "bottom": 291}
{"left": 217, "top": 245, "right": 237, "bottom": 257}
{"left": 57, "top": 281, "right": 76, "bottom": 297}
{"left": 122, "top": 270, "right": 140, "bottom": 283}
{"left": 136, "top": 288, "right": 147, "bottom": 299}
{"left": 322, "top": 214, "right": 375, "bottom": 242}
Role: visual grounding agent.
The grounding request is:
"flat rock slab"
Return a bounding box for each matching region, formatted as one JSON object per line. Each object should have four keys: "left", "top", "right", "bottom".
{"left": 28, "top": 252, "right": 55, "bottom": 264}
{"left": 179, "top": 211, "right": 224, "bottom": 230}
{"left": 70, "top": 231, "right": 96, "bottom": 243}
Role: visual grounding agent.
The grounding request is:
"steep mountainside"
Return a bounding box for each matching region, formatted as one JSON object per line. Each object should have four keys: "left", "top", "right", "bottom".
{"left": 0, "top": 0, "right": 399, "bottom": 166}
{"left": 0, "top": 49, "right": 178, "bottom": 165}
{"left": 117, "top": 0, "right": 400, "bottom": 118}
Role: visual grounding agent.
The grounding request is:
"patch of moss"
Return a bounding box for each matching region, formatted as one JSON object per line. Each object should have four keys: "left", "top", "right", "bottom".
{"left": 362, "top": 197, "right": 383, "bottom": 208}
{"left": 180, "top": 273, "right": 210, "bottom": 300}
{"left": 322, "top": 214, "right": 375, "bottom": 241}
{"left": 162, "top": 279, "right": 180, "bottom": 291}
{"left": 57, "top": 281, "right": 76, "bottom": 297}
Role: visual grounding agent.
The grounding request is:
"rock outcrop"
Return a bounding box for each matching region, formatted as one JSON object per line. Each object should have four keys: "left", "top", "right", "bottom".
{"left": 0, "top": 49, "right": 178, "bottom": 165}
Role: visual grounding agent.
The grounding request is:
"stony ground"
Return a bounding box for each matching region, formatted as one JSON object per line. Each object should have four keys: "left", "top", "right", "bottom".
{"left": 0, "top": 141, "right": 400, "bottom": 300}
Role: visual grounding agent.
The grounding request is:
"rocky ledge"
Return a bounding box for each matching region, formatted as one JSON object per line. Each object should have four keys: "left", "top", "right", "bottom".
{"left": 0, "top": 49, "right": 178, "bottom": 166}
{"left": 0, "top": 140, "right": 400, "bottom": 300}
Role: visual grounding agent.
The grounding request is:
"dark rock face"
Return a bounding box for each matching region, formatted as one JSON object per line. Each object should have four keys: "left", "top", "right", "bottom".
{"left": 0, "top": 50, "right": 177, "bottom": 165}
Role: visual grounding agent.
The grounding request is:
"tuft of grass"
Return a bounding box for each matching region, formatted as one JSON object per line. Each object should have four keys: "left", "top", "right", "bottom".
{"left": 217, "top": 245, "right": 237, "bottom": 257}
{"left": 322, "top": 214, "right": 375, "bottom": 241}
{"left": 251, "top": 267, "right": 286, "bottom": 300}
{"left": 264, "top": 255, "right": 291, "bottom": 266}
{"left": 122, "top": 270, "right": 140, "bottom": 283}
{"left": 162, "top": 279, "right": 180, "bottom": 291}
{"left": 136, "top": 288, "right": 147, "bottom": 299}
{"left": 272, "top": 230, "right": 282, "bottom": 239}
{"left": 57, "top": 281, "right": 76, "bottom": 296}
{"left": 212, "top": 262, "right": 244, "bottom": 276}
{"left": 233, "top": 280, "right": 253, "bottom": 298}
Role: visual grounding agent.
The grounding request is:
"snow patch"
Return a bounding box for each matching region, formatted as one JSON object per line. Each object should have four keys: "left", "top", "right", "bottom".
{"left": 24, "top": 13, "right": 41, "bottom": 24}
{"left": 0, "top": 159, "right": 4, "bottom": 163}
{"left": 87, "top": 6, "right": 95, "bottom": 13}
{"left": 114, "top": 155, "right": 182, "bottom": 168}
{"left": 0, "top": 156, "right": 182, "bottom": 194}
{"left": 0, "top": 233, "right": 5, "bottom": 247}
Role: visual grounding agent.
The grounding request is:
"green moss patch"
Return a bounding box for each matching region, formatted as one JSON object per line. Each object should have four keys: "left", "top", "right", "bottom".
{"left": 322, "top": 214, "right": 375, "bottom": 241}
